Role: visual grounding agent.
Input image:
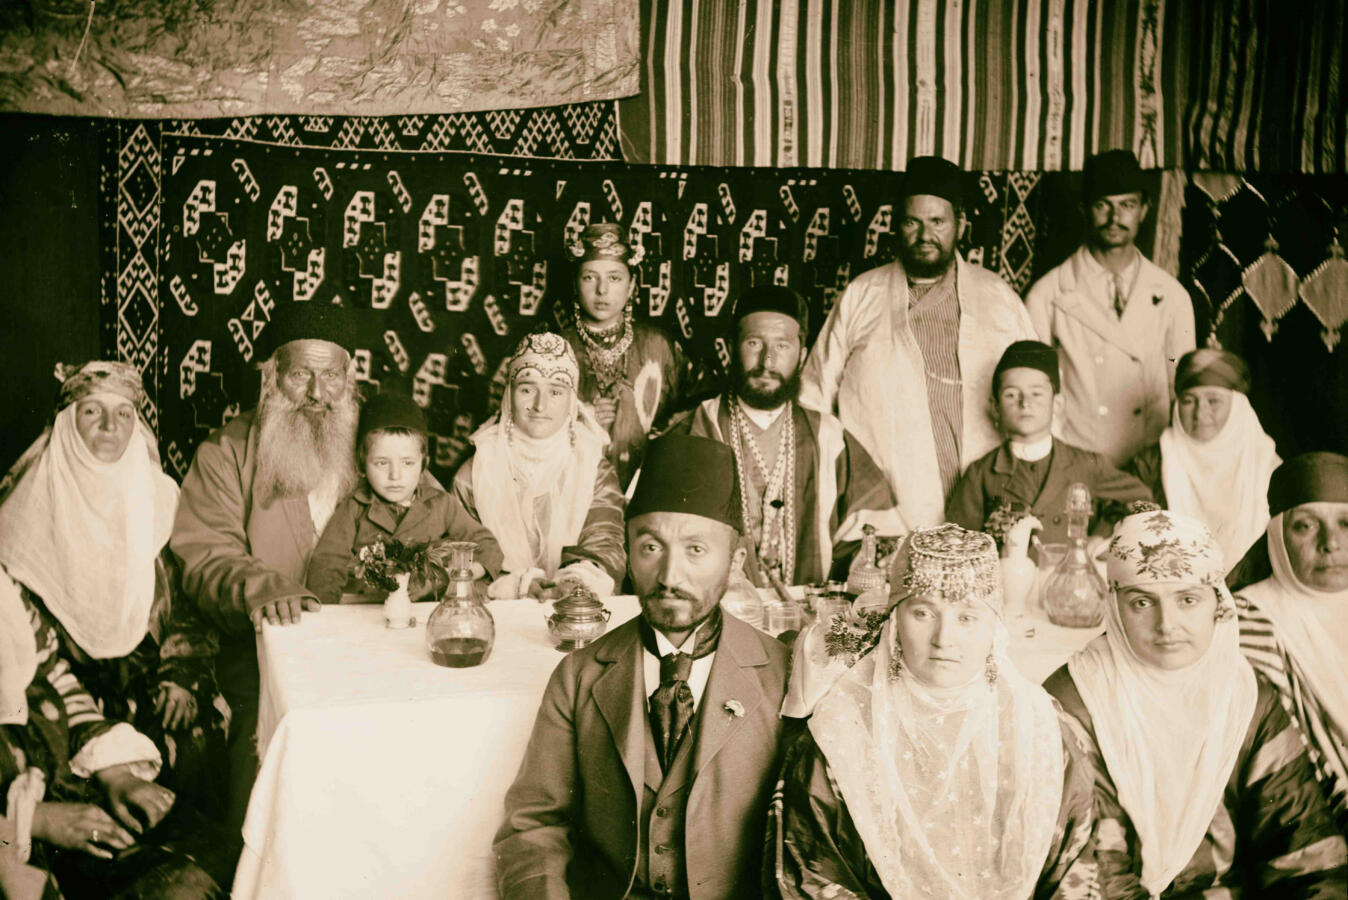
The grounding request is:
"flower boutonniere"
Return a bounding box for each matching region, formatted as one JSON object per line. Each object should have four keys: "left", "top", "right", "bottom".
{"left": 723, "top": 699, "right": 745, "bottom": 718}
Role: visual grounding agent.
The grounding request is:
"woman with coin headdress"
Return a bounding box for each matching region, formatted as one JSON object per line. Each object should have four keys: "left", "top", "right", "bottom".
{"left": 771, "top": 524, "right": 1096, "bottom": 899}
{"left": 454, "top": 332, "right": 626, "bottom": 599}
{"left": 559, "top": 222, "right": 685, "bottom": 490}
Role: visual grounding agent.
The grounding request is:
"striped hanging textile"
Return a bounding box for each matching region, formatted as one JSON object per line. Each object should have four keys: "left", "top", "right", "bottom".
{"left": 1185, "top": 0, "right": 1347, "bottom": 174}
{"left": 619, "top": 0, "right": 1184, "bottom": 171}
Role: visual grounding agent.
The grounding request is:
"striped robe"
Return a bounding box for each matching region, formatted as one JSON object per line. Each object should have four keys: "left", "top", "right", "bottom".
{"left": 1237, "top": 588, "right": 1348, "bottom": 826}
{"left": 673, "top": 397, "right": 902, "bottom": 586}
{"left": 1046, "top": 668, "right": 1348, "bottom": 898}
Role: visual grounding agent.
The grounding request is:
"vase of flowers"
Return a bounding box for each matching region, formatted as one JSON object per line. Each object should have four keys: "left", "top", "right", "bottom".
{"left": 357, "top": 538, "right": 435, "bottom": 630}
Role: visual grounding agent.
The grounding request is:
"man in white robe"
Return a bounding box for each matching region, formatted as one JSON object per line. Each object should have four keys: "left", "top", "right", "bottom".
{"left": 800, "top": 155, "right": 1036, "bottom": 528}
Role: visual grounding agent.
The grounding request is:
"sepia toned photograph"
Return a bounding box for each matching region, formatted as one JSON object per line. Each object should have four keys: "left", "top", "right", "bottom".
{"left": 0, "top": 1, "right": 1344, "bottom": 897}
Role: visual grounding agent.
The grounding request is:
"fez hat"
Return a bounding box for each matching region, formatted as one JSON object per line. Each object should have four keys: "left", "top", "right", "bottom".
{"left": 993, "top": 340, "right": 1061, "bottom": 393}
{"left": 732, "top": 284, "right": 810, "bottom": 334}
{"left": 900, "top": 156, "right": 964, "bottom": 210}
{"left": 627, "top": 434, "right": 744, "bottom": 532}
{"left": 1083, "top": 149, "right": 1147, "bottom": 202}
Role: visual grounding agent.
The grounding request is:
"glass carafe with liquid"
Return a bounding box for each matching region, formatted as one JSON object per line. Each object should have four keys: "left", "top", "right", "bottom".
{"left": 425, "top": 541, "right": 495, "bottom": 667}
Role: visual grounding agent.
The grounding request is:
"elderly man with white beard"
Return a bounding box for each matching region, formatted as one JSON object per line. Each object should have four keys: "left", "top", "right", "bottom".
{"left": 171, "top": 303, "right": 361, "bottom": 832}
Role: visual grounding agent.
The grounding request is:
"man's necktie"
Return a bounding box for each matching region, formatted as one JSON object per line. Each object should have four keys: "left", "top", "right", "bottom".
{"left": 1113, "top": 271, "right": 1128, "bottom": 319}
{"left": 640, "top": 608, "right": 723, "bottom": 772}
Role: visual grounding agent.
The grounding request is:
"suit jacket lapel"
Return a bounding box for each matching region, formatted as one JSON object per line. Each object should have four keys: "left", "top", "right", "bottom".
{"left": 592, "top": 623, "right": 648, "bottom": 801}
{"left": 685, "top": 617, "right": 769, "bottom": 791}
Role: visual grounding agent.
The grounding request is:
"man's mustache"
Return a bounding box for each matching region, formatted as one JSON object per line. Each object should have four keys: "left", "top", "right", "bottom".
{"left": 644, "top": 586, "right": 699, "bottom": 603}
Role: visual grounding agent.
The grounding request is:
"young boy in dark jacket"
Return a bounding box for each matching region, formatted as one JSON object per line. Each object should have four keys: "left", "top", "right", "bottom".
{"left": 306, "top": 392, "right": 503, "bottom": 603}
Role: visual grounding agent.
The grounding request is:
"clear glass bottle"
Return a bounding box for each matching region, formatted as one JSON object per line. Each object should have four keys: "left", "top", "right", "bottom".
{"left": 847, "top": 525, "right": 889, "bottom": 615}
{"left": 846, "top": 525, "right": 887, "bottom": 595}
{"left": 720, "top": 547, "right": 765, "bottom": 629}
{"left": 425, "top": 541, "right": 495, "bottom": 667}
{"left": 1043, "top": 483, "right": 1108, "bottom": 628}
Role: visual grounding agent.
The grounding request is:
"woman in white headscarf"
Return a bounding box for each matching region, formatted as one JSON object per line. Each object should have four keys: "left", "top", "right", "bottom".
{"left": 453, "top": 332, "right": 626, "bottom": 599}
{"left": 1235, "top": 452, "right": 1348, "bottom": 824}
{"left": 1045, "top": 510, "right": 1347, "bottom": 898}
{"left": 1123, "top": 348, "right": 1280, "bottom": 570}
{"left": 0, "top": 361, "right": 237, "bottom": 896}
{"left": 0, "top": 363, "right": 227, "bottom": 802}
{"left": 772, "top": 524, "right": 1096, "bottom": 899}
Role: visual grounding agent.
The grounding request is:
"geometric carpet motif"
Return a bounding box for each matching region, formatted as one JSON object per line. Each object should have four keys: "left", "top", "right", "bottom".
{"left": 110, "top": 128, "right": 1053, "bottom": 486}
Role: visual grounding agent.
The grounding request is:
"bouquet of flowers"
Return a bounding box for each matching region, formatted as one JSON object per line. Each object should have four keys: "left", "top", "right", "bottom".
{"left": 356, "top": 538, "right": 437, "bottom": 594}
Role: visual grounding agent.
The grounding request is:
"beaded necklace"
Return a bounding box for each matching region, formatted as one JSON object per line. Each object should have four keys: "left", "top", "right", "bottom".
{"left": 727, "top": 398, "right": 796, "bottom": 582}
{"left": 574, "top": 303, "right": 635, "bottom": 396}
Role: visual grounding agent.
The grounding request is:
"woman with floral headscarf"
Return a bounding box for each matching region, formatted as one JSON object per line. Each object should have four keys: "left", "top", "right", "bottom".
{"left": 1045, "top": 510, "right": 1347, "bottom": 898}
{"left": 771, "top": 524, "right": 1097, "bottom": 899}
{"left": 453, "top": 333, "right": 627, "bottom": 599}
{"left": 559, "top": 222, "right": 686, "bottom": 490}
{"left": 0, "top": 361, "right": 237, "bottom": 896}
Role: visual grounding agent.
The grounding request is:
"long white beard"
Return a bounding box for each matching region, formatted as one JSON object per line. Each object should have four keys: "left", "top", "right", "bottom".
{"left": 254, "top": 382, "right": 359, "bottom": 506}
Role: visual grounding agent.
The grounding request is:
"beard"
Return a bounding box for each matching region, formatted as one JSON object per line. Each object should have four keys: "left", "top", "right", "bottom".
{"left": 898, "top": 238, "right": 957, "bottom": 279}
{"left": 732, "top": 356, "right": 802, "bottom": 410}
{"left": 639, "top": 581, "right": 726, "bottom": 634}
{"left": 254, "top": 375, "right": 359, "bottom": 506}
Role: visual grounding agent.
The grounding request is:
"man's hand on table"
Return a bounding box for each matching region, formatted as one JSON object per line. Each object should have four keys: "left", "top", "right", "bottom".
{"left": 251, "top": 596, "right": 322, "bottom": 631}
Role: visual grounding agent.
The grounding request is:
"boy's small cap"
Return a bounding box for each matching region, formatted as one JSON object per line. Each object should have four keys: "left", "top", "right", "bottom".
{"left": 359, "top": 391, "right": 427, "bottom": 441}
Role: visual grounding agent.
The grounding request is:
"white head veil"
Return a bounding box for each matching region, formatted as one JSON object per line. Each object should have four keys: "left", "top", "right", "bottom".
{"left": 809, "top": 524, "right": 1065, "bottom": 900}
{"left": 1069, "top": 510, "right": 1258, "bottom": 895}
{"left": 0, "top": 365, "right": 178, "bottom": 659}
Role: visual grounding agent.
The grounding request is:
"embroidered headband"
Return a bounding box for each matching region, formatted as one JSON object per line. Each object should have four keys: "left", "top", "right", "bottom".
{"left": 568, "top": 222, "right": 645, "bottom": 267}
{"left": 893, "top": 523, "right": 1002, "bottom": 613}
{"left": 55, "top": 360, "right": 146, "bottom": 410}
{"left": 506, "top": 332, "right": 580, "bottom": 389}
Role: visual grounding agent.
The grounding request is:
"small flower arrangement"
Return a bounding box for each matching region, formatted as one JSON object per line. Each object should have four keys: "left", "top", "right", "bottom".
{"left": 723, "top": 699, "right": 745, "bottom": 718}
{"left": 983, "top": 498, "right": 1033, "bottom": 551}
{"left": 357, "top": 538, "right": 437, "bottom": 593}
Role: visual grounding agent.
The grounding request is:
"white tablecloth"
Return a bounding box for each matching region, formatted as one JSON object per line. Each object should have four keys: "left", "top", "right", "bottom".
{"left": 232, "top": 596, "right": 1098, "bottom": 899}
{"left": 233, "top": 597, "right": 643, "bottom": 900}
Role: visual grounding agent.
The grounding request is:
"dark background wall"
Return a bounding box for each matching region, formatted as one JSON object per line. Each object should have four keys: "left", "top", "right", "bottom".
{"left": 0, "top": 115, "right": 102, "bottom": 471}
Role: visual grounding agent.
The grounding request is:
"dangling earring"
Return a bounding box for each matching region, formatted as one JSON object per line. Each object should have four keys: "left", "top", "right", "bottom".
{"left": 504, "top": 417, "right": 514, "bottom": 442}
{"left": 568, "top": 418, "right": 576, "bottom": 447}
{"left": 984, "top": 652, "right": 998, "bottom": 685}
{"left": 888, "top": 643, "right": 905, "bottom": 681}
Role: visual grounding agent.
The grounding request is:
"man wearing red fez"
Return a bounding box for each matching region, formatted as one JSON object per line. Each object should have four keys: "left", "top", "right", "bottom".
{"left": 495, "top": 433, "right": 789, "bottom": 899}
{"left": 1025, "top": 148, "right": 1196, "bottom": 467}
{"left": 801, "top": 155, "right": 1037, "bottom": 528}
{"left": 171, "top": 301, "right": 361, "bottom": 830}
{"left": 671, "top": 284, "right": 904, "bottom": 586}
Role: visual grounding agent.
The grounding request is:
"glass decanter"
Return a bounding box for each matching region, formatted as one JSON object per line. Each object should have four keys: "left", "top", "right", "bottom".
{"left": 720, "top": 547, "right": 765, "bottom": 629}
{"left": 1042, "top": 483, "right": 1108, "bottom": 628}
{"left": 425, "top": 541, "right": 495, "bottom": 668}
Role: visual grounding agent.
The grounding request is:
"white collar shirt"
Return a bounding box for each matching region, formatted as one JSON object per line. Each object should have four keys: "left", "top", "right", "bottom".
{"left": 642, "top": 619, "right": 717, "bottom": 713}
{"left": 736, "top": 398, "right": 789, "bottom": 432}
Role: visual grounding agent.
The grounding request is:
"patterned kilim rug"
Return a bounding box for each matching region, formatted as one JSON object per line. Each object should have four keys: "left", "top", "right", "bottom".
{"left": 107, "top": 116, "right": 1056, "bottom": 484}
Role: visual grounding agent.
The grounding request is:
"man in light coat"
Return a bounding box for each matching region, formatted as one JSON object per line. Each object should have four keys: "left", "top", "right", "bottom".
{"left": 494, "top": 433, "right": 790, "bottom": 899}
{"left": 800, "top": 155, "right": 1037, "bottom": 528}
{"left": 170, "top": 303, "right": 361, "bottom": 831}
{"left": 1025, "top": 149, "right": 1195, "bottom": 466}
